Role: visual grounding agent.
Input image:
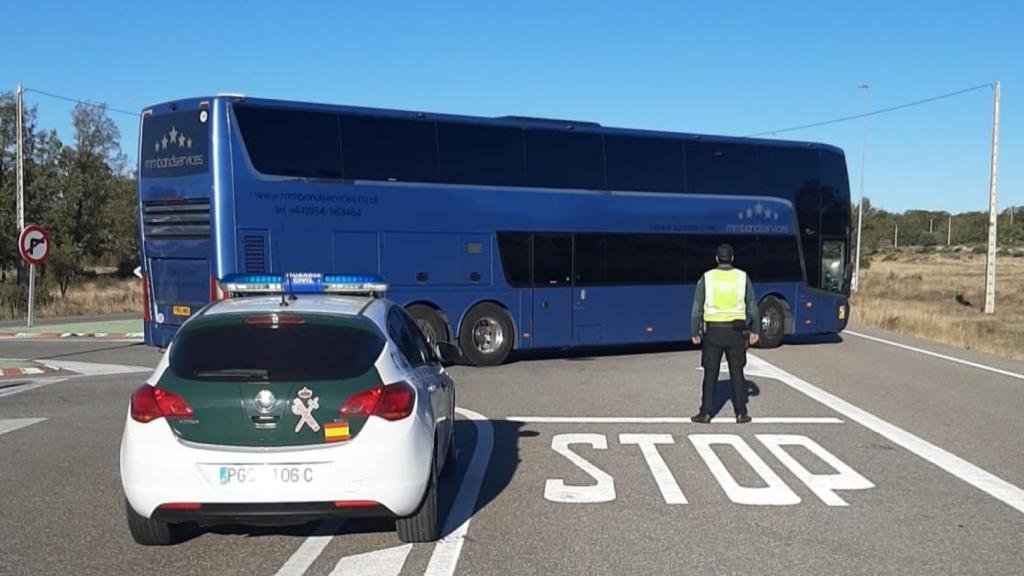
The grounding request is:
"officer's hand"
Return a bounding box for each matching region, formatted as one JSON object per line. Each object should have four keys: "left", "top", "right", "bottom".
{"left": 748, "top": 333, "right": 759, "bottom": 346}
{"left": 691, "top": 336, "right": 701, "bottom": 346}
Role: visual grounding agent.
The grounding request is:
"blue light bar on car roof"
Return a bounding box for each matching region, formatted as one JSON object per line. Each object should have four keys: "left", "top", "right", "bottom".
{"left": 219, "top": 273, "right": 388, "bottom": 296}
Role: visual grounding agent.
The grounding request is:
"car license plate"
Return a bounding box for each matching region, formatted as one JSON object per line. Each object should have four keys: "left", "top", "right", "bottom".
{"left": 216, "top": 465, "right": 318, "bottom": 486}
{"left": 172, "top": 305, "right": 191, "bottom": 317}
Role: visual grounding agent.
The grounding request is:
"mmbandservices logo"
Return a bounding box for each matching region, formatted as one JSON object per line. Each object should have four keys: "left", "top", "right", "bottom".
{"left": 726, "top": 202, "right": 790, "bottom": 233}
{"left": 144, "top": 124, "right": 205, "bottom": 172}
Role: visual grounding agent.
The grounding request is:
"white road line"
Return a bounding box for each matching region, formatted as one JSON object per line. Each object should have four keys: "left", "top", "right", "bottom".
{"left": 273, "top": 519, "right": 344, "bottom": 576}
{"left": 748, "top": 354, "right": 1024, "bottom": 515}
{"left": 845, "top": 329, "right": 1024, "bottom": 381}
{"left": 0, "top": 377, "right": 68, "bottom": 399}
{"left": 329, "top": 544, "right": 412, "bottom": 576}
{"left": 0, "top": 418, "right": 46, "bottom": 437}
{"left": 424, "top": 407, "right": 494, "bottom": 576}
{"left": 506, "top": 416, "right": 844, "bottom": 424}
{"left": 42, "top": 360, "right": 151, "bottom": 376}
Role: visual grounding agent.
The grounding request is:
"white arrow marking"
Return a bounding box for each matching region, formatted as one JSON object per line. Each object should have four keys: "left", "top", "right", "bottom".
{"left": 273, "top": 519, "right": 344, "bottom": 576}
{"left": 424, "top": 407, "right": 494, "bottom": 576}
{"left": 42, "top": 360, "right": 151, "bottom": 376}
{"left": 0, "top": 378, "right": 67, "bottom": 399}
{"left": 0, "top": 418, "right": 46, "bottom": 437}
{"left": 329, "top": 543, "right": 412, "bottom": 576}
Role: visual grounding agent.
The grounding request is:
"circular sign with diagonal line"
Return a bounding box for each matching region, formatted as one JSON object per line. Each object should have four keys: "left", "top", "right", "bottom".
{"left": 18, "top": 224, "right": 52, "bottom": 266}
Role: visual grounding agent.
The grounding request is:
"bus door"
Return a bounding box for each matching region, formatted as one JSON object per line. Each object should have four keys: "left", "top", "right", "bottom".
{"left": 530, "top": 234, "right": 574, "bottom": 348}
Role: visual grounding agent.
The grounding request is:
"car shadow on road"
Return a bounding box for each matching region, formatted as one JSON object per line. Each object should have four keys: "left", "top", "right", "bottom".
{"left": 180, "top": 418, "right": 525, "bottom": 542}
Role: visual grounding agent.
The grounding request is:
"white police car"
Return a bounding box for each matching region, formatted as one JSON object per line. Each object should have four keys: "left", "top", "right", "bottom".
{"left": 120, "top": 274, "right": 459, "bottom": 545}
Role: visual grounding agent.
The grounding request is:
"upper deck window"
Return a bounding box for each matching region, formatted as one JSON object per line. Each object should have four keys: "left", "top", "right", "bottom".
{"left": 339, "top": 115, "right": 438, "bottom": 182}
{"left": 233, "top": 105, "right": 343, "bottom": 179}
{"left": 524, "top": 129, "right": 605, "bottom": 190}
{"left": 605, "top": 135, "right": 685, "bottom": 193}
{"left": 437, "top": 122, "right": 526, "bottom": 186}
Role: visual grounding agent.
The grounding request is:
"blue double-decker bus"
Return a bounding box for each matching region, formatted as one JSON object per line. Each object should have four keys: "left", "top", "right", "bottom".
{"left": 137, "top": 95, "right": 851, "bottom": 365}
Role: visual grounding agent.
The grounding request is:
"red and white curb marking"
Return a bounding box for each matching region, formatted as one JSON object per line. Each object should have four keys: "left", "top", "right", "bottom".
{"left": 0, "top": 364, "right": 59, "bottom": 378}
{"left": 0, "top": 332, "right": 143, "bottom": 340}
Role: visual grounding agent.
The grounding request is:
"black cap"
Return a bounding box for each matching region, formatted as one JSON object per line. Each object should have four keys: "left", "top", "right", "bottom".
{"left": 715, "top": 243, "right": 734, "bottom": 263}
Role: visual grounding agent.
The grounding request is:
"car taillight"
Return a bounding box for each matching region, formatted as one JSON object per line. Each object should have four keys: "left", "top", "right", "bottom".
{"left": 339, "top": 382, "right": 416, "bottom": 421}
{"left": 141, "top": 273, "right": 151, "bottom": 322}
{"left": 131, "top": 385, "right": 194, "bottom": 423}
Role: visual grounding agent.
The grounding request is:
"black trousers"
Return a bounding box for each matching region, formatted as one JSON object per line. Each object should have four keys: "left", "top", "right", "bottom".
{"left": 699, "top": 324, "right": 749, "bottom": 416}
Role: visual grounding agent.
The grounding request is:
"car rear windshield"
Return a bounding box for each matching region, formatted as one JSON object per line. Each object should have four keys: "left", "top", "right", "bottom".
{"left": 169, "top": 314, "right": 385, "bottom": 381}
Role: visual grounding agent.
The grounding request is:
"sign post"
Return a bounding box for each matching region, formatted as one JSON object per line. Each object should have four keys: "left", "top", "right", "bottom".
{"left": 18, "top": 224, "right": 52, "bottom": 327}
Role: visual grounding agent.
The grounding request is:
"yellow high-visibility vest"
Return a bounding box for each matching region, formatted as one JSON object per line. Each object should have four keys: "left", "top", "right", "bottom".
{"left": 703, "top": 268, "right": 747, "bottom": 323}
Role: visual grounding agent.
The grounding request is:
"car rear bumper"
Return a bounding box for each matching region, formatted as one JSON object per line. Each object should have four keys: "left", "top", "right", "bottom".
{"left": 120, "top": 409, "right": 434, "bottom": 521}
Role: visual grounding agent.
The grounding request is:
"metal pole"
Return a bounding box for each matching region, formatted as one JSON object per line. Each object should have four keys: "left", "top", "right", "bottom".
{"left": 984, "top": 81, "right": 1001, "bottom": 314}
{"left": 929, "top": 218, "right": 933, "bottom": 234}
{"left": 947, "top": 215, "right": 952, "bottom": 246}
{"left": 16, "top": 83, "right": 24, "bottom": 232}
{"left": 894, "top": 223, "right": 899, "bottom": 248}
{"left": 853, "top": 83, "right": 869, "bottom": 291}
{"left": 27, "top": 264, "right": 35, "bottom": 327}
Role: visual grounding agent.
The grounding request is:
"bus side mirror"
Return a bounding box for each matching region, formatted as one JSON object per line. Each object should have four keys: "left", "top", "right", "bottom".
{"left": 434, "top": 342, "right": 462, "bottom": 364}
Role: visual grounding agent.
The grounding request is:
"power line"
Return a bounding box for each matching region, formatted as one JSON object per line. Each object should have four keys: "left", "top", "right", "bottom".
{"left": 747, "top": 82, "right": 993, "bottom": 137}
{"left": 22, "top": 87, "right": 140, "bottom": 118}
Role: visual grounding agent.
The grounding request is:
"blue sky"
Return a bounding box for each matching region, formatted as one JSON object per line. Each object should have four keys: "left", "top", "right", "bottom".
{"left": 3, "top": 0, "right": 1021, "bottom": 213}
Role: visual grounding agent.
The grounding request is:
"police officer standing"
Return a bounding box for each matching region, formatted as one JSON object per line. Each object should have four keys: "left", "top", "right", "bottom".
{"left": 690, "top": 243, "right": 760, "bottom": 424}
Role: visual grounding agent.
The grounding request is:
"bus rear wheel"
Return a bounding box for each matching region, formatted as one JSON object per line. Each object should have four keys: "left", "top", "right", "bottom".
{"left": 408, "top": 304, "right": 448, "bottom": 346}
{"left": 756, "top": 297, "right": 786, "bottom": 349}
{"left": 459, "top": 303, "right": 513, "bottom": 366}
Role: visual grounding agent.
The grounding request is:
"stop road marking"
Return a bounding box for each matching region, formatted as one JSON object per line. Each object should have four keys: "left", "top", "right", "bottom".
{"left": 545, "top": 433, "right": 874, "bottom": 507}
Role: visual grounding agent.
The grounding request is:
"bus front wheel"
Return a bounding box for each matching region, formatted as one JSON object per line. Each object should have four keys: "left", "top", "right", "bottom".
{"left": 408, "top": 304, "right": 449, "bottom": 346}
{"left": 756, "top": 297, "right": 786, "bottom": 349}
{"left": 459, "top": 303, "right": 513, "bottom": 366}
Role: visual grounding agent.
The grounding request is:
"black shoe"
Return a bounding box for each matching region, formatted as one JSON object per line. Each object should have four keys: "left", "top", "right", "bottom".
{"left": 736, "top": 414, "right": 752, "bottom": 424}
{"left": 691, "top": 413, "right": 712, "bottom": 424}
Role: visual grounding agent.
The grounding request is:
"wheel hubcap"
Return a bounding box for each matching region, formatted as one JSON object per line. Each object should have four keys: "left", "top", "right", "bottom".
{"left": 761, "top": 308, "right": 782, "bottom": 336}
{"left": 472, "top": 317, "right": 504, "bottom": 354}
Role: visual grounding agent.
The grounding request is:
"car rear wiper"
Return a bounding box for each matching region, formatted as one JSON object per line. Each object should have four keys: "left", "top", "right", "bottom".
{"left": 192, "top": 368, "right": 270, "bottom": 381}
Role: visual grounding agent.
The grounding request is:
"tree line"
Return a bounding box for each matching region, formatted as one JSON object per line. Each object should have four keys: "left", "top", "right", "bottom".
{"left": 0, "top": 92, "right": 136, "bottom": 313}
{"left": 854, "top": 197, "right": 1024, "bottom": 253}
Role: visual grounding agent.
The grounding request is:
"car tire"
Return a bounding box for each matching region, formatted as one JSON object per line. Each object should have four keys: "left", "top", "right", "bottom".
{"left": 756, "top": 297, "right": 786, "bottom": 349}
{"left": 459, "top": 303, "right": 513, "bottom": 366}
{"left": 125, "top": 498, "right": 182, "bottom": 546}
{"left": 408, "top": 304, "right": 448, "bottom": 346}
{"left": 397, "top": 458, "right": 440, "bottom": 543}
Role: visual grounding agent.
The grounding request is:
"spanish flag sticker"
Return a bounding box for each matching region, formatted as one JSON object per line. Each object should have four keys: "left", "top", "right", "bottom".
{"left": 324, "top": 421, "right": 350, "bottom": 442}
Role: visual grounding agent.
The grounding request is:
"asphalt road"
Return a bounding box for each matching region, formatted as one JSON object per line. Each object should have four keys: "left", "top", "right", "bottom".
{"left": 1, "top": 327, "right": 1022, "bottom": 575}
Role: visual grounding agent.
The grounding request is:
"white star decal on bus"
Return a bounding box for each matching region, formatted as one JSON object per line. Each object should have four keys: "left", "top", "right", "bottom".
{"left": 161, "top": 136, "right": 168, "bottom": 149}
{"left": 169, "top": 126, "right": 178, "bottom": 144}
{"left": 154, "top": 142, "right": 160, "bottom": 152}
{"left": 754, "top": 203, "right": 764, "bottom": 215}
{"left": 186, "top": 137, "right": 192, "bottom": 149}
{"left": 745, "top": 208, "right": 754, "bottom": 218}
{"left": 178, "top": 134, "right": 186, "bottom": 147}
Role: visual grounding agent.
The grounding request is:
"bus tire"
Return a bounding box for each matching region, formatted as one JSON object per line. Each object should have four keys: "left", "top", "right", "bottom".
{"left": 408, "top": 304, "right": 448, "bottom": 346}
{"left": 756, "top": 297, "right": 786, "bottom": 349}
{"left": 459, "top": 303, "right": 513, "bottom": 366}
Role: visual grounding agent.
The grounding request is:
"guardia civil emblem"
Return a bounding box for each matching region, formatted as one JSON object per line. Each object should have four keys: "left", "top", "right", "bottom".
{"left": 291, "top": 387, "right": 320, "bottom": 433}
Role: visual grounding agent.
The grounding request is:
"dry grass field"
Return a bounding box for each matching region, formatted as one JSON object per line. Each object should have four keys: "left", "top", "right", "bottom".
{"left": 851, "top": 248, "right": 1024, "bottom": 361}
{"left": 0, "top": 276, "right": 139, "bottom": 321}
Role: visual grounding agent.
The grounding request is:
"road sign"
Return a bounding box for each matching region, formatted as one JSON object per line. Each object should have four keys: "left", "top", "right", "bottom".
{"left": 18, "top": 224, "right": 51, "bottom": 266}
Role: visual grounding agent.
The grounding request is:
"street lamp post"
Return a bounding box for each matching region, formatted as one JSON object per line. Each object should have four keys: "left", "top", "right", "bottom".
{"left": 853, "top": 83, "right": 869, "bottom": 291}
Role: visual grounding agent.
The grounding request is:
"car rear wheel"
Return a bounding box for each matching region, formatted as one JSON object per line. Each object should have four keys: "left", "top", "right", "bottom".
{"left": 756, "top": 297, "right": 786, "bottom": 349}
{"left": 397, "top": 458, "right": 440, "bottom": 543}
{"left": 408, "top": 304, "right": 448, "bottom": 346}
{"left": 125, "top": 498, "right": 184, "bottom": 546}
{"left": 459, "top": 303, "right": 513, "bottom": 366}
